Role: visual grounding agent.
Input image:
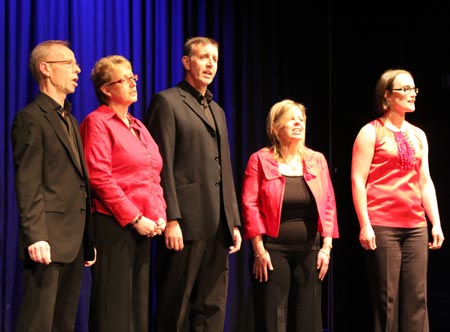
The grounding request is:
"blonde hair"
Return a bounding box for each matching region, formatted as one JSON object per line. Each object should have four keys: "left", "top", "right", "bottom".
{"left": 90, "top": 55, "right": 131, "bottom": 105}
{"left": 266, "top": 99, "right": 307, "bottom": 160}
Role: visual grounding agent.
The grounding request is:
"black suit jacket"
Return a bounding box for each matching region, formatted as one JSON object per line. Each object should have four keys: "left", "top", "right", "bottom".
{"left": 145, "top": 82, "right": 241, "bottom": 244}
{"left": 11, "top": 92, "right": 94, "bottom": 262}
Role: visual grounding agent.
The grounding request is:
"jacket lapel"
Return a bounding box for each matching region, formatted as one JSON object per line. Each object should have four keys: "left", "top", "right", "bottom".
{"left": 259, "top": 150, "right": 281, "bottom": 180}
{"left": 180, "top": 88, "right": 216, "bottom": 131}
{"left": 42, "top": 105, "right": 83, "bottom": 176}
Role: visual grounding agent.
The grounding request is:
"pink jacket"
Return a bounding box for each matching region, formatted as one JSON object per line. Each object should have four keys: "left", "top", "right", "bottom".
{"left": 241, "top": 148, "right": 339, "bottom": 240}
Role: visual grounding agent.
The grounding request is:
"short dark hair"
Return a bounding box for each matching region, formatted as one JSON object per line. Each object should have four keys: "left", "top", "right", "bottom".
{"left": 183, "top": 36, "right": 218, "bottom": 57}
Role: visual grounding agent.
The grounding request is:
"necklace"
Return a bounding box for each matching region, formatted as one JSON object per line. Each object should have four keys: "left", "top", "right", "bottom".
{"left": 126, "top": 115, "right": 133, "bottom": 128}
{"left": 279, "top": 156, "right": 303, "bottom": 175}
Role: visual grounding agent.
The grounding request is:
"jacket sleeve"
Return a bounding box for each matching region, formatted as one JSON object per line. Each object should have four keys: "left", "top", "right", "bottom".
{"left": 12, "top": 110, "right": 48, "bottom": 246}
{"left": 241, "top": 152, "right": 266, "bottom": 240}
{"left": 317, "top": 153, "right": 339, "bottom": 238}
{"left": 146, "top": 93, "right": 181, "bottom": 221}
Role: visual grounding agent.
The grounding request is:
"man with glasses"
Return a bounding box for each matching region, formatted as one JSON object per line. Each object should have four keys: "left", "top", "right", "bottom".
{"left": 11, "top": 40, "right": 95, "bottom": 332}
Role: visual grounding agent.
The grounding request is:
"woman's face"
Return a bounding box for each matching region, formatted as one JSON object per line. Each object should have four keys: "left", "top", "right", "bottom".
{"left": 277, "top": 106, "right": 305, "bottom": 144}
{"left": 387, "top": 73, "right": 417, "bottom": 114}
{"left": 102, "top": 63, "right": 138, "bottom": 106}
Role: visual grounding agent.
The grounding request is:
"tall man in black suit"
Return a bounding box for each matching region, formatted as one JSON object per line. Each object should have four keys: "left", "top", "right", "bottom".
{"left": 11, "top": 40, "right": 95, "bottom": 332}
{"left": 145, "top": 36, "right": 242, "bottom": 332}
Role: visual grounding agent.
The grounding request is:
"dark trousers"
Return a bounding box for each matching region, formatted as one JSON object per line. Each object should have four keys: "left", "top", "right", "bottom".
{"left": 16, "top": 245, "right": 84, "bottom": 332}
{"left": 89, "top": 213, "right": 151, "bottom": 332}
{"left": 252, "top": 249, "right": 322, "bottom": 332}
{"left": 365, "top": 226, "right": 429, "bottom": 332}
{"left": 155, "top": 224, "right": 229, "bottom": 332}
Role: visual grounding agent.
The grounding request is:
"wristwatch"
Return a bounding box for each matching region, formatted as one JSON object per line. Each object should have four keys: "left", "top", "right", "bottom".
{"left": 131, "top": 213, "right": 142, "bottom": 227}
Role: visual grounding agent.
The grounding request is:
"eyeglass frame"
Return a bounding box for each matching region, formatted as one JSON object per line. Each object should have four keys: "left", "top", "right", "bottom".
{"left": 390, "top": 86, "right": 419, "bottom": 95}
{"left": 105, "top": 74, "right": 139, "bottom": 86}
{"left": 44, "top": 60, "right": 81, "bottom": 69}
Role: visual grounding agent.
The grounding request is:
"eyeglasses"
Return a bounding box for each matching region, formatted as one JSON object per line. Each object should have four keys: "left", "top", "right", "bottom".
{"left": 45, "top": 60, "right": 80, "bottom": 69}
{"left": 105, "top": 74, "right": 139, "bottom": 86}
{"left": 391, "top": 86, "right": 419, "bottom": 95}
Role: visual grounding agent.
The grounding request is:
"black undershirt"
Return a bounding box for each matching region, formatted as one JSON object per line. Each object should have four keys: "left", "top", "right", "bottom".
{"left": 265, "top": 176, "right": 319, "bottom": 251}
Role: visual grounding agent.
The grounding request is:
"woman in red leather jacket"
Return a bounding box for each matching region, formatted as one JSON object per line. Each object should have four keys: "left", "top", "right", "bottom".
{"left": 241, "top": 99, "right": 339, "bottom": 332}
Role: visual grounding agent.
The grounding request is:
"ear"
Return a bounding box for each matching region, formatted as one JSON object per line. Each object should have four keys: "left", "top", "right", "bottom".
{"left": 383, "top": 91, "right": 392, "bottom": 110}
{"left": 182, "top": 55, "right": 190, "bottom": 71}
{"left": 100, "top": 85, "right": 112, "bottom": 98}
{"left": 39, "top": 62, "right": 51, "bottom": 78}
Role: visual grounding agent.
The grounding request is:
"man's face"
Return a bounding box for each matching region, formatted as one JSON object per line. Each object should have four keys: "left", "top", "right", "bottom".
{"left": 183, "top": 43, "right": 218, "bottom": 91}
{"left": 43, "top": 45, "right": 81, "bottom": 95}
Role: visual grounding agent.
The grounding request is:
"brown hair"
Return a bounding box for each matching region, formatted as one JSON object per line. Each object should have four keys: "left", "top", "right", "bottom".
{"left": 374, "top": 68, "right": 412, "bottom": 115}
{"left": 183, "top": 36, "right": 218, "bottom": 57}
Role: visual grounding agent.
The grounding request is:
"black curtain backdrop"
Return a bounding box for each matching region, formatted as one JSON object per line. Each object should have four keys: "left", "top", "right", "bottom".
{"left": 2, "top": 1, "right": 450, "bottom": 331}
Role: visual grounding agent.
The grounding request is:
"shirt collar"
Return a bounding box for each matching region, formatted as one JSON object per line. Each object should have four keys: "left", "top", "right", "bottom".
{"left": 179, "top": 80, "right": 213, "bottom": 106}
{"left": 38, "top": 92, "right": 72, "bottom": 114}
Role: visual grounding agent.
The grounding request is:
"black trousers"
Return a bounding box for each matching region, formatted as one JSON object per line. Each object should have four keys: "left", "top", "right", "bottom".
{"left": 16, "top": 245, "right": 84, "bottom": 332}
{"left": 89, "top": 213, "right": 152, "bottom": 332}
{"left": 365, "top": 226, "right": 429, "bottom": 332}
{"left": 252, "top": 249, "right": 322, "bottom": 332}
{"left": 155, "top": 222, "right": 229, "bottom": 332}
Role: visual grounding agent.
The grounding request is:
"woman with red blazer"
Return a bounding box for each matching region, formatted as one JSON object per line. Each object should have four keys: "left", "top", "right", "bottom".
{"left": 242, "top": 99, "right": 339, "bottom": 332}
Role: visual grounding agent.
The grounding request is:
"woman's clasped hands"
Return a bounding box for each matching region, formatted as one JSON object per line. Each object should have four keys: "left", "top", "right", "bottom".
{"left": 134, "top": 216, "right": 166, "bottom": 238}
